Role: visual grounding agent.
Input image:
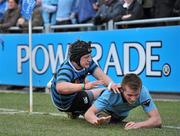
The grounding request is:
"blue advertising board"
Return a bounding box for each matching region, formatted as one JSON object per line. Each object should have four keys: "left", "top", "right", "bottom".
{"left": 0, "top": 26, "right": 180, "bottom": 92}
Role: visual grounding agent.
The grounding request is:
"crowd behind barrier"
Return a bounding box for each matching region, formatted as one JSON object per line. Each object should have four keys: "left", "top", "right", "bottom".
{"left": 5, "top": 16, "right": 180, "bottom": 33}
{"left": 0, "top": 0, "right": 180, "bottom": 34}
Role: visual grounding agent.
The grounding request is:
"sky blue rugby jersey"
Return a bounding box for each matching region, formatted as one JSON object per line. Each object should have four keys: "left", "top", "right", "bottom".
{"left": 93, "top": 86, "right": 157, "bottom": 117}
{"left": 51, "top": 59, "right": 98, "bottom": 111}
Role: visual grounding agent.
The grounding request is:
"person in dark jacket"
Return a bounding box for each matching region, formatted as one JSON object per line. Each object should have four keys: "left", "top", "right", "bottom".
{"left": 16, "top": 0, "right": 43, "bottom": 33}
{"left": 93, "top": 0, "right": 123, "bottom": 25}
{"left": 0, "top": 0, "right": 20, "bottom": 33}
{"left": 114, "top": 0, "right": 144, "bottom": 22}
{"left": 173, "top": 0, "right": 180, "bottom": 17}
{"left": 153, "top": 0, "right": 177, "bottom": 26}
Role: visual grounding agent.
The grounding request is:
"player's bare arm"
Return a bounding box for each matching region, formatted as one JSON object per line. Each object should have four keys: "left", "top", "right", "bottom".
{"left": 56, "top": 80, "right": 103, "bottom": 94}
{"left": 93, "top": 67, "right": 121, "bottom": 93}
{"left": 125, "top": 109, "right": 162, "bottom": 130}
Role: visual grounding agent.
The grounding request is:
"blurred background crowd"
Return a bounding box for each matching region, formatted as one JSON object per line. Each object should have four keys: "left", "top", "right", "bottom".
{"left": 0, "top": 0, "right": 180, "bottom": 33}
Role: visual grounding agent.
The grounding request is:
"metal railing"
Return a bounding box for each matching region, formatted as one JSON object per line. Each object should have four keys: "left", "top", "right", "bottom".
{"left": 8, "top": 26, "right": 44, "bottom": 31}
{"left": 6, "top": 17, "right": 180, "bottom": 33}
{"left": 51, "top": 23, "right": 94, "bottom": 29}
{"left": 114, "top": 17, "right": 180, "bottom": 29}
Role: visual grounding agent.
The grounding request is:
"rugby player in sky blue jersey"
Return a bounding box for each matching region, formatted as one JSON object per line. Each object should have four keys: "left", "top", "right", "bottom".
{"left": 85, "top": 73, "right": 162, "bottom": 129}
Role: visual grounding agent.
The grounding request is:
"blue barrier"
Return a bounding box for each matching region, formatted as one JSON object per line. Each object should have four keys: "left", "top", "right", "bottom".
{"left": 0, "top": 26, "right": 180, "bottom": 92}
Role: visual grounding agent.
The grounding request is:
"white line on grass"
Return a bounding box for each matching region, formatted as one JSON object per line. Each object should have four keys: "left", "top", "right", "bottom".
{"left": 1, "top": 108, "right": 180, "bottom": 130}
{"left": 0, "top": 90, "right": 28, "bottom": 93}
{"left": 0, "top": 108, "right": 67, "bottom": 117}
{"left": 154, "top": 99, "right": 180, "bottom": 102}
{"left": 0, "top": 108, "right": 26, "bottom": 112}
{"left": 163, "top": 126, "right": 180, "bottom": 130}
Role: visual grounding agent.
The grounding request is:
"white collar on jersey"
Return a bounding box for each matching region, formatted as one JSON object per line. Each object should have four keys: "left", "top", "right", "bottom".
{"left": 68, "top": 60, "right": 85, "bottom": 73}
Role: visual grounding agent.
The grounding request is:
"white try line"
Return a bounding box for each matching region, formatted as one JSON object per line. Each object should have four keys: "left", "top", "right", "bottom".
{"left": 163, "top": 126, "right": 180, "bottom": 130}
{"left": 0, "top": 108, "right": 67, "bottom": 117}
{"left": 0, "top": 108, "right": 180, "bottom": 130}
{"left": 154, "top": 99, "right": 180, "bottom": 102}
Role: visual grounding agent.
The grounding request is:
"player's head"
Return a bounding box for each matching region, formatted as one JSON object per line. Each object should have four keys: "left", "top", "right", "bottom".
{"left": 69, "top": 40, "right": 92, "bottom": 68}
{"left": 121, "top": 73, "right": 142, "bottom": 104}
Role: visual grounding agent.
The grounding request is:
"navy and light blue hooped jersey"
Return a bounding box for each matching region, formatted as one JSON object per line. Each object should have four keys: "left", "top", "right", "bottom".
{"left": 51, "top": 59, "right": 98, "bottom": 111}
{"left": 94, "top": 86, "right": 157, "bottom": 117}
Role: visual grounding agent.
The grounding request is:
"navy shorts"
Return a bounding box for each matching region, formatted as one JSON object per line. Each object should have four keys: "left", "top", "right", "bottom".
{"left": 67, "top": 91, "right": 94, "bottom": 113}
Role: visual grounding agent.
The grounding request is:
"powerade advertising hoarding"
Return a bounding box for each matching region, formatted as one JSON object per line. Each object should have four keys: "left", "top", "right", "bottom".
{"left": 0, "top": 26, "right": 180, "bottom": 92}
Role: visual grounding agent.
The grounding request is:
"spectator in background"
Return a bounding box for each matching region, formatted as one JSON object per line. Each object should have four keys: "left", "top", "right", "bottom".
{"left": 153, "top": 0, "right": 179, "bottom": 26}
{"left": 154, "top": 0, "right": 176, "bottom": 19}
{"left": 173, "top": 0, "right": 180, "bottom": 17}
{"left": 97, "top": 0, "right": 104, "bottom": 6}
{"left": 173, "top": 0, "right": 180, "bottom": 25}
{"left": 93, "top": 0, "right": 123, "bottom": 25}
{"left": 0, "top": 0, "right": 20, "bottom": 33}
{"left": 55, "top": 0, "right": 77, "bottom": 32}
{"left": 138, "top": 0, "right": 154, "bottom": 19}
{"left": 41, "top": 0, "right": 58, "bottom": 32}
{"left": 17, "top": 0, "right": 43, "bottom": 33}
{"left": 0, "top": 0, "right": 8, "bottom": 20}
{"left": 56, "top": 0, "right": 76, "bottom": 25}
{"left": 114, "top": 0, "right": 144, "bottom": 22}
{"left": 74, "top": 0, "right": 98, "bottom": 24}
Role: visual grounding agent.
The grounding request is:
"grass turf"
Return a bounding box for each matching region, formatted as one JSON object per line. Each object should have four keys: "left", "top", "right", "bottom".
{"left": 0, "top": 92, "right": 180, "bottom": 136}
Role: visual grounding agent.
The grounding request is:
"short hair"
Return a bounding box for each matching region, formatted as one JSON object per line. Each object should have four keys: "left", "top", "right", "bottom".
{"left": 121, "top": 73, "right": 142, "bottom": 92}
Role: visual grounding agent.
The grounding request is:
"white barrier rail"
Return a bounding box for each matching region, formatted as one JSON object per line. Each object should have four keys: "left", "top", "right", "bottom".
{"left": 5, "top": 17, "right": 180, "bottom": 33}
{"left": 114, "top": 17, "right": 180, "bottom": 28}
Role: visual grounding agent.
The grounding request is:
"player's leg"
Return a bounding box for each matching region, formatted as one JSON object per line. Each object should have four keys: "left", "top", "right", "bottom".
{"left": 66, "top": 88, "right": 106, "bottom": 119}
{"left": 67, "top": 91, "right": 92, "bottom": 118}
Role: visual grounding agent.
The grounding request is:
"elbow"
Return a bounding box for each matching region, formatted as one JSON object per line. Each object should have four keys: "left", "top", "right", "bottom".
{"left": 57, "top": 89, "right": 66, "bottom": 94}
{"left": 56, "top": 84, "right": 67, "bottom": 94}
{"left": 56, "top": 88, "right": 67, "bottom": 94}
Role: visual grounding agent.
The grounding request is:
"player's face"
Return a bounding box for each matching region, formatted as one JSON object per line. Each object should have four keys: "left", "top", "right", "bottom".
{"left": 122, "top": 85, "right": 140, "bottom": 104}
{"left": 80, "top": 54, "right": 92, "bottom": 68}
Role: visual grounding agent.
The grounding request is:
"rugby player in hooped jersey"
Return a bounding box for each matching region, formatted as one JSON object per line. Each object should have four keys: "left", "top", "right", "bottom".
{"left": 50, "top": 40, "right": 120, "bottom": 119}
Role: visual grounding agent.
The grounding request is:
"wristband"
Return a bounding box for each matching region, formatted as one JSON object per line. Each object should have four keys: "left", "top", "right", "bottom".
{"left": 108, "top": 82, "right": 113, "bottom": 90}
{"left": 82, "top": 84, "right": 85, "bottom": 91}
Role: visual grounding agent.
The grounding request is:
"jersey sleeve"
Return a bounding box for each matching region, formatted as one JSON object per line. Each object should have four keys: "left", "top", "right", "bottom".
{"left": 56, "top": 67, "right": 73, "bottom": 83}
{"left": 93, "top": 90, "right": 112, "bottom": 111}
{"left": 88, "top": 59, "right": 98, "bottom": 74}
{"left": 140, "top": 86, "right": 157, "bottom": 113}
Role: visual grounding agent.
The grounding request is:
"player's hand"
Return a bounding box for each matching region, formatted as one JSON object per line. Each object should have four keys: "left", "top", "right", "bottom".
{"left": 94, "top": 116, "right": 111, "bottom": 125}
{"left": 124, "top": 121, "right": 141, "bottom": 130}
{"left": 110, "top": 83, "right": 121, "bottom": 94}
{"left": 85, "top": 80, "right": 104, "bottom": 90}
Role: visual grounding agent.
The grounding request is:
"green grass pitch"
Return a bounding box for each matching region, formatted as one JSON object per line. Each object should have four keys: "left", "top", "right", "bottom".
{"left": 0, "top": 92, "right": 180, "bottom": 136}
